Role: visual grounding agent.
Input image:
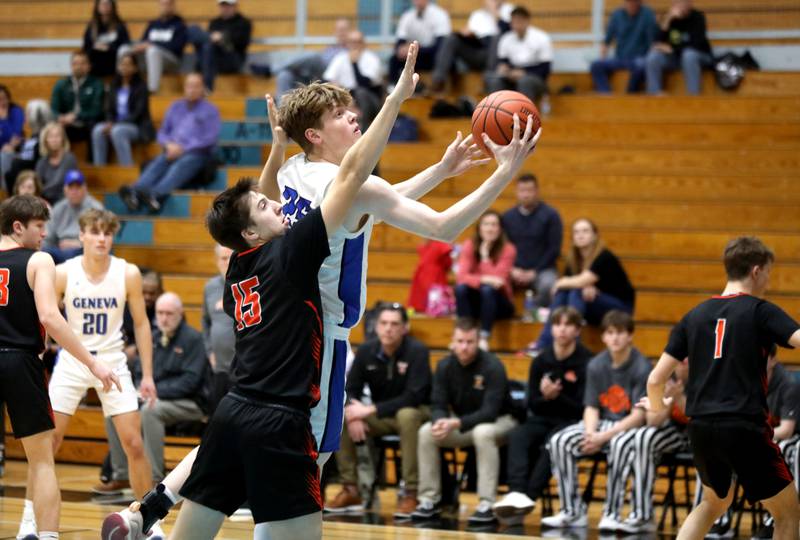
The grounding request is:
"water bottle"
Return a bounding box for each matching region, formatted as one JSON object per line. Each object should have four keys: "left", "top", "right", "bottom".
{"left": 522, "top": 289, "right": 537, "bottom": 322}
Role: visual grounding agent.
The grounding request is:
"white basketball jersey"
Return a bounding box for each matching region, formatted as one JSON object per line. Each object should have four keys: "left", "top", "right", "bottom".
{"left": 63, "top": 256, "right": 127, "bottom": 354}
{"left": 278, "top": 153, "right": 375, "bottom": 332}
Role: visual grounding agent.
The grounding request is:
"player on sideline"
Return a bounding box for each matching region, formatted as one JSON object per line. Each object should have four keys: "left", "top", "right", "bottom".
{"left": 102, "top": 41, "right": 541, "bottom": 539}
{"left": 647, "top": 236, "right": 800, "bottom": 540}
{"left": 0, "top": 195, "right": 120, "bottom": 540}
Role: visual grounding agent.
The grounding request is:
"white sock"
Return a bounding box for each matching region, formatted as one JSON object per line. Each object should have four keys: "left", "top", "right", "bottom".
{"left": 38, "top": 532, "right": 59, "bottom": 539}
{"left": 22, "top": 499, "right": 35, "bottom": 522}
{"left": 162, "top": 484, "right": 179, "bottom": 505}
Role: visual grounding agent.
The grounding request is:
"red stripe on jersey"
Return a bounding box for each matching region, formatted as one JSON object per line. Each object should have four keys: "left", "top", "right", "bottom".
{"left": 711, "top": 292, "right": 749, "bottom": 299}
{"left": 237, "top": 243, "right": 265, "bottom": 258}
{"left": 304, "top": 300, "right": 323, "bottom": 368}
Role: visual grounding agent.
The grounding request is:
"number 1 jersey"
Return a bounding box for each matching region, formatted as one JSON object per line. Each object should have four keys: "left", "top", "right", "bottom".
{"left": 224, "top": 207, "right": 331, "bottom": 408}
{"left": 665, "top": 293, "right": 799, "bottom": 420}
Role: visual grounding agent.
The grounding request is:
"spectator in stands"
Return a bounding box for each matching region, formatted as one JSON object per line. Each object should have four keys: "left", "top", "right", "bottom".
{"left": 590, "top": 0, "right": 657, "bottom": 93}
{"left": 83, "top": 0, "right": 131, "bottom": 78}
{"left": 430, "top": 0, "right": 514, "bottom": 94}
{"left": 542, "top": 311, "right": 650, "bottom": 529}
{"left": 493, "top": 307, "right": 592, "bottom": 523}
{"left": 485, "top": 7, "right": 554, "bottom": 107}
{"left": 42, "top": 169, "right": 104, "bottom": 264}
{"left": 274, "top": 18, "right": 351, "bottom": 103}
{"left": 117, "top": 73, "right": 220, "bottom": 213}
{"left": 50, "top": 50, "right": 105, "bottom": 150}
{"left": 323, "top": 30, "right": 384, "bottom": 131}
{"left": 412, "top": 318, "right": 516, "bottom": 525}
{"left": 389, "top": 0, "right": 452, "bottom": 84}
{"left": 407, "top": 240, "right": 453, "bottom": 314}
{"left": 0, "top": 85, "right": 25, "bottom": 181}
{"left": 12, "top": 170, "right": 45, "bottom": 199}
{"left": 201, "top": 244, "right": 235, "bottom": 414}
{"left": 35, "top": 122, "right": 79, "bottom": 204}
{"left": 645, "top": 0, "right": 713, "bottom": 95}
{"left": 532, "top": 218, "right": 635, "bottom": 352}
{"left": 122, "top": 269, "right": 162, "bottom": 362}
{"left": 455, "top": 210, "right": 516, "bottom": 352}
{"left": 327, "top": 303, "right": 432, "bottom": 518}
{"left": 187, "top": 0, "right": 252, "bottom": 92}
{"left": 501, "top": 173, "right": 562, "bottom": 307}
{"left": 3, "top": 99, "right": 52, "bottom": 193}
{"left": 120, "top": 0, "right": 188, "bottom": 93}
{"left": 91, "top": 53, "right": 155, "bottom": 166}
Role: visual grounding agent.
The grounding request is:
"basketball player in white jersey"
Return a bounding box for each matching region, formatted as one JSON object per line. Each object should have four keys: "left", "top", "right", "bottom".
{"left": 20, "top": 209, "right": 159, "bottom": 539}
{"left": 103, "top": 41, "right": 540, "bottom": 539}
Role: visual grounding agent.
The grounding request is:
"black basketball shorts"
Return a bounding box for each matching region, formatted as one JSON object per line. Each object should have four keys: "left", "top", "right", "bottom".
{"left": 688, "top": 416, "right": 793, "bottom": 503}
{"left": 180, "top": 392, "right": 323, "bottom": 523}
{"left": 0, "top": 349, "right": 55, "bottom": 438}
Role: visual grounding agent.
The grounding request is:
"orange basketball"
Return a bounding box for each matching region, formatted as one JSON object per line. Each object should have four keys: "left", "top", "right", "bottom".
{"left": 471, "top": 90, "right": 542, "bottom": 156}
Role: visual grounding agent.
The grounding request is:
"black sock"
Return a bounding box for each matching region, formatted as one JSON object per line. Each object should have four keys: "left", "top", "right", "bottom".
{"left": 139, "top": 484, "right": 174, "bottom": 533}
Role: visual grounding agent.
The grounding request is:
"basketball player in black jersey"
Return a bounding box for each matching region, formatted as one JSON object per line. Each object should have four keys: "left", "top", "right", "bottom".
{"left": 0, "top": 195, "right": 120, "bottom": 540}
{"left": 648, "top": 236, "right": 800, "bottom": 540}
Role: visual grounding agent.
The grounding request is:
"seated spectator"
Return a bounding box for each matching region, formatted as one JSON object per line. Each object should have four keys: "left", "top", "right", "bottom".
{"left": 11, "top": 170, "right": 46, "bottom": 200}
{"left": 645, "top": 0, "right": 712, "bottom": 95}
{"left": 542, "top": 311, "right": 650, "bottom": 529}
{"left": 327, "top": 303, "right": 432, "bottom": 518}
{"left": 591, "top": 0, "right": 657, "bottom": 93}
{"left": 455, "top": 211, "right": 515, "bottom": 351}
{"left": 121, "top": 268, "right": 162, "bottom": 362}
{"left": 323, "top": 30, "right": 384, "bottom": 131}
{"left": 274, "top": 18, "right": 350, "bottom": 103}
{"left": 485, "top": 7, "right": 553, "bottom": 106}
{"left": 0, "top": 84, "right": 25, "bottom": 180}
{"left": 42, "top": 169, "right": 104, "bottom": 264}
{"left": 107, "top": 292, "right": 208, "bottom": 484}
{"left": 533, "top": 218, "right": 635, "bottom": 352}
{"left": 35, "top": 122, "right": 79, "bottom": 204}
{"left": 120, "top": 0, "right": 188, "bottom": 93}
{"left": 407, "top": 240, "right": 453, "bottom": 314}
{"left": 412, "top": 318, "right": 517, "bottom": 525}
{"left": 91, "top": 53, "right": 155, "bottom": 166}
{"left": 3, "top": 99, "right": 53, "bottom": 193}
{"left": 493, "top": 307, "right": 592, "bottom": 523}
{"left": 202, "top": 244, "right": 235, "bottom": 413}
{"left": 431, "top": 0, "right": 513, "bottom": 94}
{"left": 50, "top": 50, "right": 105, "bottom": 150}
{"left": 187, "top": 0, "right": 252, "bottom": 92}
{"left": 389, "top": 0, "right": 452, "bottom": 84}
{"left": 117, "top": 73, "right": 220, "bottom": 213}
{"left": 501, "top": 173, "right": 562, "bottom": 307}
{"left": 83, "top": 0, "right": 131, "bottom": 78}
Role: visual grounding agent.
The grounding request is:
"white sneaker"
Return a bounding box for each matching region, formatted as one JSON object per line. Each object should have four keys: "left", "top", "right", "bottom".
{"left": 101, "top": 508, "right": 144, "bottom": 540}
{"left": 149, "top": 521, "right": 166, "bottom": 540}
{"left": 17, "top": 518, "right": 37, "bottom": 540}
{"left": 618, "top": 517, "right": 656, "bottom": 533}
{"left": 598, "top": 515, "right": 625, "bottom": 532}
{"left": 541, "top": 510, "right": 588, "bottom": 528}
{"left": 493, "top": 491, "right": 535, "bottom": 522}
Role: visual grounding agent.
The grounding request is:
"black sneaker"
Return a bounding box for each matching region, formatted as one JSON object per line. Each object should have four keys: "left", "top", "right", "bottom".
{"left": 706, "top": 521, "right": 734, "bottom": 539}
{"left": 118, "top": 186, "right": 140, "bottom": 212}
{"left": 411, "top": 500, "right": 442, "bottom": 521}
{"left": 751, "top": 524, "right": 774, "bottom": 539}
{"left": 468, "top": 500, "right": 497, "bottom": 524}
{"left": 143, "top": 194, "right": 162, "bottom": 214}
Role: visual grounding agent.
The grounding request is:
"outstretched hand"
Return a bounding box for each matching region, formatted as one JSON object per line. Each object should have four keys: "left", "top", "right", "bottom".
{"left": 388, "top": 40, "right": 420, "bottom": 103}
{"left": 438, "top": 132, "right": 491, "bottom": 178}
{"left": 265, "top": 93, "right": 288, "bottom": 147}
{"left": 482, "top": 114, "right": 541, "bottom": 172}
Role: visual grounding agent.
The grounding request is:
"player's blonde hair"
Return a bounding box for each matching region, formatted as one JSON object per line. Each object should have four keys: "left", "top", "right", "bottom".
{"left": 278, "top": 82, "right": 353, "bottom": 155}
{"left": 79, "top": 208, "right": 120, "bottom": 235}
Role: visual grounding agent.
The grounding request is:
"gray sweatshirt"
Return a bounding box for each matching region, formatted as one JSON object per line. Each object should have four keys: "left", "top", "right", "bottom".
{"left": 43, "top": 194, "right": 103, "bottom": 249}
{"left": 202, "top": 274, "right": 236, "bottom": 373}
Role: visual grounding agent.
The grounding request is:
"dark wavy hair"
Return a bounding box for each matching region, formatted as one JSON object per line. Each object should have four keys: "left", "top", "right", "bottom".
{"left": 206, "top": 178, "right": 256, "bottom": 252}
{"left": 90, "top": 0, "right": 124, "bottom": 39}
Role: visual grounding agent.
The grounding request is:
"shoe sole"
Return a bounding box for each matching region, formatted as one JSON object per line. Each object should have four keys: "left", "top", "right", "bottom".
{"left": 101, "top": 513, "right": 131, "bottom": 540}
{"left": 493, "top": 504, "right": 534, "bottom": 519}
{"left": 323, "top": 505, "right": 364, "bottom": 514}
{"left": 468, "top": 517, "right": 498, "bottom": 524}
{"left": 411, "top": 513, "right": 441, "bottom": 521}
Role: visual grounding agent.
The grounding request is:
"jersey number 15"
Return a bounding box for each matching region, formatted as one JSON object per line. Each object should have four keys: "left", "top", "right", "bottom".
{"left": 231, "top": 277, "right": 262, "bottom": 331}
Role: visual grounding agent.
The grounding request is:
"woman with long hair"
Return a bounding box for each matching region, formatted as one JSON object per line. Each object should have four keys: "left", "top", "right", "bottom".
{"left": 91, "top": 53, "right": 155, "bottom": 165}
{"left": 533, "top": 217, "right": 635, "bottom": 351}
{"left": 83, "top": 0, "right": 130, "bottom": 77}
{"left": 455, "top": 210, "right": 517, "bottom": 350}
{"left": 35, "top": 122, "right": 79, "bottom": 203}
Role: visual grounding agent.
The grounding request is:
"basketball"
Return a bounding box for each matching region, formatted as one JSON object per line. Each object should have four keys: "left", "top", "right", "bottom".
{"left": 471, "top": 90, "right": 542, "bottom": 156}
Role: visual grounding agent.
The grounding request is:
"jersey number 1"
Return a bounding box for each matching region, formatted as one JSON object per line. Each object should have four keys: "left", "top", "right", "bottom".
{"left": 714, "top": 318, "right": 727, "bottom": 359}
{"left": 231, "top": 277, "right": 262, "bottom": 331}
{"left": 0, "top": 268, "right": 9, "bottom": 306}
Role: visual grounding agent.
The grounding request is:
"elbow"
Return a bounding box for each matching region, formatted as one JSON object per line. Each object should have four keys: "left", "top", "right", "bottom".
{"left": 38, "top": 310, "right": 60, "bottom": 332}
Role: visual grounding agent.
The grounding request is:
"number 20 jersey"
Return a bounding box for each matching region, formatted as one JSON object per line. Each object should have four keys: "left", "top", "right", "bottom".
{"left": 63, "top": 256, "right": 127, "bottom": 355}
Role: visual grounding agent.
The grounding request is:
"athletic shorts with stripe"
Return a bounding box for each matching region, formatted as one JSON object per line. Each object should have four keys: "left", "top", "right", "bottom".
{"left": 312, "top": 330, "right": 350, "bottom": 453}
{"left": 0, "top": 350, "right": 54, "bottom": 438}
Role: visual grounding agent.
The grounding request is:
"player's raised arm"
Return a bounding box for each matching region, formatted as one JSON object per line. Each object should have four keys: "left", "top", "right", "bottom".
{"left": 320, "top": 41, "right": 420, "bottom": 233}
{"left": 257, "top": 93, "right": 288, "bottom": 202}
{"left": 27, "top": 252, "right": 121, "bottom": 393}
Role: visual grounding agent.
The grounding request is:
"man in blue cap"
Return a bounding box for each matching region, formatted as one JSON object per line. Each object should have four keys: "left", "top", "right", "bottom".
{"left": 42, "top": 169, "right": 104, "bottom": 263}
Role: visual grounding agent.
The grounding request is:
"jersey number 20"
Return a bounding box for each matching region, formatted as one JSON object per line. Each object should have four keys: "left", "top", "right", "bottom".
{"left": 714, "top": 318, "right": 727, "bottom": 359}
{"left": 231, "top": 277, "right": 262, "bottom": 331}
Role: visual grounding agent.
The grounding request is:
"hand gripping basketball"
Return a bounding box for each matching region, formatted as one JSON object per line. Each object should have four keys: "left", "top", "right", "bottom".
{"left": 471, "top": 90, "right": 542, "bottom": 157}
{"left": 480, "top": 112, "right": 541, "bottom": 172}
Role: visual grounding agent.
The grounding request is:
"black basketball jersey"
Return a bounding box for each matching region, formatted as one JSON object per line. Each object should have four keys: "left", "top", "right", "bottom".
{"left": 0, "top": 247, "right": 45, "bottom": 353}
{"left": 224, "top": 208, "right": 330, "bottom": 408}
{"left": 665, "top": 293, "right": 799, "bottom": 420}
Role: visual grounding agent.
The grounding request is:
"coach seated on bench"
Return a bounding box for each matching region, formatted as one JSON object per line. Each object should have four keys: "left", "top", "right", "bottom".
{"left": 105, "top": 292, "right": 208, "bottom": 485}
{"left": 327, "top": 302, "right": 431, "bottom": 518}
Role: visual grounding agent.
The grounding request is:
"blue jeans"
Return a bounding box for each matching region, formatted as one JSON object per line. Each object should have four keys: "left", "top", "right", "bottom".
{"left": 455, "top": 283, "right": 515, "bottom": 335}
{"left": 590, "top": 57, "right": 646, "bottom": 93}
{"left": 133, "top": 152, "right": 209, "bottom": 200}
{"left": 645, "top": 47, "right": 714, "bottom": 95}
{"left": 187, "top": 25, "right": 245, "bottom": 91}
{"left": 536, "top": 288, "right": 633, "bottom": 348}
{"left": 91, "top": 122, "right": 141, "bottom": 166}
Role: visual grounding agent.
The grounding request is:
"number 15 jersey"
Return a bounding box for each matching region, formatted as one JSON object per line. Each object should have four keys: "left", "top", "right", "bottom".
{"left": 665, "top": 293, "right": 799, "bottom": 421}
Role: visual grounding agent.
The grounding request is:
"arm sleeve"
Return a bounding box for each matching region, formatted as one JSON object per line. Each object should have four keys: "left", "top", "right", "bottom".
{"left": 664, "top": 317, "right": 690, "bottom": 359}
{"left": 430, "top": 360, "right": 450, "bottom": 422}
{"left": 459, "top": 359, "right": 507, "bottom": 431}
{"left": 50, "top": 80, "right": 65, "bottom": 115}
{"left": 583, "top": 360, "right": 600, "bottom": 408}
{"left": 605, "top": 12, "right": 617, "bottom": 45}
{"left": 155, "top": 335, "right": 208, "bottom": 399}
{"left": 156, "top": 103, "right": 175, "bottom": 146}
{"left": 537, "top": 210, "right": 563, "bottom": 271}
{"left": 182, "top": 104, "right": 220, "bottom": 153}
{"left": 375, "top": 345, "right": 432, "bottom": 417}
{"left": 756, "top": 301, "right": 800, "bottom": 348}
{"left": 127, "top": 85, "right": 149, "bottom": 125}
{"left": 455, "top": 240, "right": 481, "bottom": 288}
{"left": 10, "top": 107, "right": 25, "bottom": 138}
{"left": 77, "top": 79, "right": 105, "bottom": 123}
{"left": 282, "top": 207, "right": 332, "bottom": 289}
{"left": 526, "top": 357, "right": 547, "bottom": 412}
{"left": 344, "top": 347, "right": 368, "bottom": 403}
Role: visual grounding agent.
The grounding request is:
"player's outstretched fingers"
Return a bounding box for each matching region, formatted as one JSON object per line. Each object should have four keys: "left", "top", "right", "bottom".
{"left": 527, "top": 128, "right": 543, "bottom": 152}
{"left": 523, "top": 114, "right": 534, "bottom": 142}
{"left": 403, "top": 40, "right": 419, "bottom": 73}
{"left": 510, "top": 113, "right": 521, "bottom": 142}
{"left": 481, "top": 132, "right": 500, "bottom": 157}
